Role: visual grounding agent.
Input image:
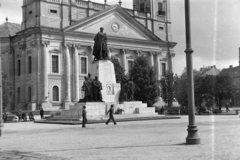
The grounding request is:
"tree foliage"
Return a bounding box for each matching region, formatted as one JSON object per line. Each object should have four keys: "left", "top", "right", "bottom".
{"left": 111, "top": 58, "right": 125, "bottom": 83}
{"left": 213, "top": 75, "right": 234, "bottom": 110}
{"left": 159, "top": 72, "right": 177, "bottom": 108}
{"left": 129, "top": 56, "right": 160, "bottom": 107}
{"left": 175, "top": 70, "right": 234, "bottom": 111}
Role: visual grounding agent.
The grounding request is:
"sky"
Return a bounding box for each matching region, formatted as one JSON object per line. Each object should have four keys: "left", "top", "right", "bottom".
{"left": 0, "top": 0, "right": 240, "bottom": 75}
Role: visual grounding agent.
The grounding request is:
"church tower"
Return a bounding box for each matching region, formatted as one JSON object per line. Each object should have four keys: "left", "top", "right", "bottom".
{"left": 133, "top": 0, "right": 172, "bottom": 41}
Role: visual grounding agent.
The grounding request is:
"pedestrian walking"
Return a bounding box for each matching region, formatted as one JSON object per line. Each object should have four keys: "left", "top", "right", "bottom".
{"left": 40, "top": 108, "right": 44, "bottom": 119}
{"left": 225, "top": 102, "right": 229, "bottom": 112}
{"left": 106, "top": 105, "right": 117, "bottom": 125}
{"left": 82, "top": 106, "right": 87, "bottom": 128}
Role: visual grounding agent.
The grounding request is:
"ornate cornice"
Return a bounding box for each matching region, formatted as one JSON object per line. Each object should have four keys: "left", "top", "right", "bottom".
{"left": 16, "top": 54, "right": 21, "bottom": 59}
{"left": 18, "top": 43, "right": 26, "bottom": 50}
{"left": 49, "top": 48, "right": 61, "bottom": 54}
{"left": 26, "top": 50, "right": 32, "bottom": 55}
{"left": 29, "top": 40, "right": 36, "bottom": 47}
{"left": 160, "top": 58, "right": 167, "bottom": 62}
{"left": 42, "top": 41, "right": 50, "bottom": 46}
{"left": 126, "top": 55, "right": 134, "bottom": 59}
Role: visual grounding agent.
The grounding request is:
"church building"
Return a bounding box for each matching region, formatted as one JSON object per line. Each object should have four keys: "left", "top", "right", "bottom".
{"left": 0, "top": 0, "right": 177, "bottom": 111}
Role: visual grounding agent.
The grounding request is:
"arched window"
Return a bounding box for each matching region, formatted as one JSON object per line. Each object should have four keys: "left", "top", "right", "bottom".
{"left": 28, "top": 87, "right": 31, "bottom": 102}
{"left": 52, "top": 86, "right": 59, "bottom": 101}
{"left": 17, "top": 87, "right": 20, "bottom": 104}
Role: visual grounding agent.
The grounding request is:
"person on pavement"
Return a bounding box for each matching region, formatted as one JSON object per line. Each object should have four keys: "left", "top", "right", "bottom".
{"left": 106, "top": 105, "right": 117, "bottom": 125}
{"left": 82, "top": 106, "right": 87, "bottom": 128}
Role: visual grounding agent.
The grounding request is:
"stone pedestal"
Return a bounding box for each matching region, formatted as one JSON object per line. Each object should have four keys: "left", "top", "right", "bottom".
{"left": 90, "top": 60, "right": 121, "bottom": 103}
{"left": 41, "top": 102, "right": 52, "bottom": 110}
{"left": 61, "top": 102, "right": 106, "bottom": 118}
{"left": 63, "top": 101, "right": 74, "bottom": 110}
{"left": 27, "top": 103, "right": 36, "bottom": 111}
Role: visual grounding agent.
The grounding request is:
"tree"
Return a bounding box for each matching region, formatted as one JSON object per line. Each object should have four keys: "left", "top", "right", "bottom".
{"left": 176, "top": 69, "right": 234, "bottom": 111}
{"left": 213, "top": 74, "right": 234, "bottom": 110}
{"left": 2, "top": 74, "right": 13, "bottom": 110}
{"left": 111, "top": 58, "right": 125, "bottom": 83}
{"left": 129, "top": 56, "right": 160, "bottom": 107}
{"left": 159, "top": 72, "right": 177, "bottom": 108}
{"left": 175, "top": 74, "right": 188, "bottom": 108}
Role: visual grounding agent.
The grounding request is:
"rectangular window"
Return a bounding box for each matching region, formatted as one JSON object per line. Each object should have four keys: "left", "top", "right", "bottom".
{"left": 162, "top": 63, "right": 166, "bottom": 76}
{"left": 158, "top": 26, "right": 164, "bottom": 30}
{"left": 28, "top": 56, "right": 32, "bottom": 74}
{"left": 52, "top": 55, "right": 59, "bottom": 73}
{"left": 81, "top": 57, "right": 87, "bottom": 74}
{"left": 17, "top": 60, "right": 21, "bottom": 76}
{"left": 158, "top": 2, "right": 163, "bottom": 11}
{"left": 50, "top": 9, "right": 58, "bottom": 14}
{"left": 140, "top": 3, "right": 145, "bottom": 12}
{"left": 29, "top": 10, "right": 32, "bottom": 15}
{"left": 158, "top": 2, "right": 165, "bottom": 15}
{"left": 128, "top": 60, "right": 134, "bottom": 73}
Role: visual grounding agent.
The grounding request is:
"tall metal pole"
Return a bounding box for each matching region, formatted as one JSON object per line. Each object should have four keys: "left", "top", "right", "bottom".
{"left": 165, "top": 0, "right": 172, "bottom": 73}
{"left": 184, "top": 0, "right": 200, "bottom": 144}
{"left": 0, "top": 39, "right": 3, "bottom": 137}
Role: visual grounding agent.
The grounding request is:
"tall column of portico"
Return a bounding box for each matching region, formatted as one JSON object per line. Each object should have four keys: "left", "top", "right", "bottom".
{"left": 121, "top": 49, "right": 127, "bottom": 75}
{"left": 72, "top": 44, "right": 79, "bottom": 103}
{"left": 149, "top": 52, "right": 154, "bottom": 67}
{"left": 155, "top": 53, "right": 161, "bottom": 80}
{"left": 65, "top": 43, "right": 71, "bottom": 102}
{"left": 42, "top": 41, "right": 49, "bottom": 103}
{"left": 63, "top": 43, "right": 73, "bottom": 109}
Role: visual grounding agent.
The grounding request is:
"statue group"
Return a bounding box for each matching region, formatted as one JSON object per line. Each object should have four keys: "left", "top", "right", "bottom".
{"left": 80, "top": 74, "right": 104, "bottom": 102}
{"left": 119, "top": 76, "right": 136, "bottom": 102}
{"left": 93, "top": 27, "right": 109, "bottom": 61}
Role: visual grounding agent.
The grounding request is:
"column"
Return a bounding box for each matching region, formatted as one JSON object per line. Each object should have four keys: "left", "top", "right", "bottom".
{"left": 155, "top": 53, "right": 160, "bottom": 80}
{"left": 121, "top": 49, "right": 127, "bottom": 75}
{"left": 42, "top": 41, "right": 49, "bottom": 102}
{"left": 149, "top": 52, "right": 154, "bottom": 67}
{"left": 72, "top": 44, "right": 79, "bottom": 103}
{"left": 64, "top": 43, "right": 71, "bottom": 102}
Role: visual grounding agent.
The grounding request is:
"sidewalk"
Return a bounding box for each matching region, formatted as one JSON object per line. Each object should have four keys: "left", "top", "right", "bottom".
{"left": 0, "top": 115, "right": 240, "bottom": 160}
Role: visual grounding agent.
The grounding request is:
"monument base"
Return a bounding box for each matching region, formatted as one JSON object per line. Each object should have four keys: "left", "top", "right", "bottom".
{"left": 90, "top": 60, "right": 121, "bottom": 103}
{"left": 41, "top": 102, "right": 52, "bottom": 110}
{"left": 61, "top": 102, "right": 106, "bottom": 118}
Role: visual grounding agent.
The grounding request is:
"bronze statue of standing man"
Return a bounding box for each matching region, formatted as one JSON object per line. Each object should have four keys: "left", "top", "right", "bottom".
{"left": 93, "top": 27, "right": 109, "bottom": 60}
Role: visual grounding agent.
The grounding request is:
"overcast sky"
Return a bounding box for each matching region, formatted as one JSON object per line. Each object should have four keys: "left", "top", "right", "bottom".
{"left": 0, "top": 0, "right": 240, "bottom": 75}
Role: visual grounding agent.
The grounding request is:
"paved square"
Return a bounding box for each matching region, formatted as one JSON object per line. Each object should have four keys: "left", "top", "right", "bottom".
{"left": 0, "top": 115, "right": 240, "bottom": 160}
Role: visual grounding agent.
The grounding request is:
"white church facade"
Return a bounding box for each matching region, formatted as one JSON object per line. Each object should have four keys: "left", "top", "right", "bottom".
{"left": 0, "top": 0, "right": 176, "bottom": 111}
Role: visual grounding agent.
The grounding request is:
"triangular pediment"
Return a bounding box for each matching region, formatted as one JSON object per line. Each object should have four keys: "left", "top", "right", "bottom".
{"left": 64, "top": 5, "right": 161, "bottom": 42}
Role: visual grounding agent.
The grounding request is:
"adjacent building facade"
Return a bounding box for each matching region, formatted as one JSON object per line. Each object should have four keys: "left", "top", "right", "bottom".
{"left": 0, "top": 0, "right": 176, "bottom": 111}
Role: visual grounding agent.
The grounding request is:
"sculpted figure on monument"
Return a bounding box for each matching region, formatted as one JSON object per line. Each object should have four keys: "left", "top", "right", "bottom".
{"left": 82, "top": 76, "right": 92, "bottom": 102}
{"left": 87, "top": 73, "right": 93, "bottom": 101}
{"left": 119, "top": 76, "right": 136, "bottom": 102}
{"left": 92, "top": 76, "right": 104, "bottom": 102}
{"left": 93, "top": 27, "right": 109, "bottom": 61}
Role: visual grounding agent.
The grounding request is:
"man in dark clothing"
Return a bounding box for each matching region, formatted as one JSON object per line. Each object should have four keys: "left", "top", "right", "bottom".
{"left": 40, "top": 108, "right": 44, "bottom": 119}
{"left": 3, "top": 112, "right": 7, "bottom": 122}
{"left": 82, "top": 106, "right": 87, "bottom": 128}
{"left": 93, "top": 27, "right": 108, "bottom": 60}
{"left": 106, "top": 105, "right": 117, "bottom": 125}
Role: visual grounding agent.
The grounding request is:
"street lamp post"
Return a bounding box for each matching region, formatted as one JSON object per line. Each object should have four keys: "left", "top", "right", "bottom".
{"left": 0, "top": 40, "right": 3, "bottom": 136}
{"left": 184, "top": 0, "right": 200, "bottom": 144}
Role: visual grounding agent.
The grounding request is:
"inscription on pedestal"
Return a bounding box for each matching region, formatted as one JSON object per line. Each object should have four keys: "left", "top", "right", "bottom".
{"left": 106, "top": 84, "right": 114, "bottom": 95}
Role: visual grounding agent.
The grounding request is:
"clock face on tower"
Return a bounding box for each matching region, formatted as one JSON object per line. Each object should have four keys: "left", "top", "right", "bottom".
{"left": 112, "top": 22, "right": 120, "bottom": 32}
